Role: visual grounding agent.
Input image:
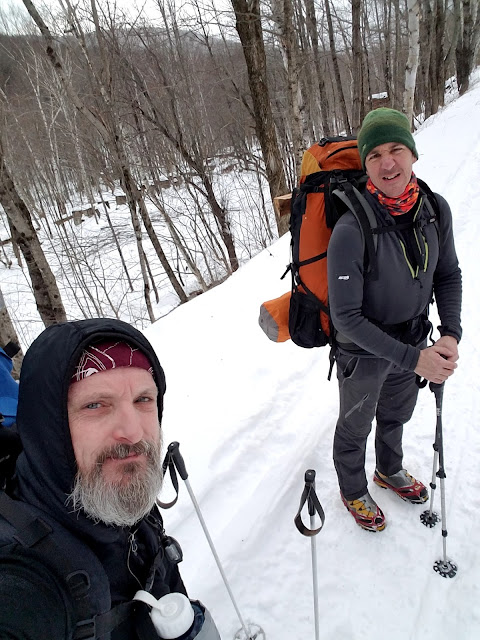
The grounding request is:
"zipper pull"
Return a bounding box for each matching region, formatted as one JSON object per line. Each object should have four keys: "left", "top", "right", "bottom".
{"left": 129, "top": 531, "right": 138, "bottom": 555}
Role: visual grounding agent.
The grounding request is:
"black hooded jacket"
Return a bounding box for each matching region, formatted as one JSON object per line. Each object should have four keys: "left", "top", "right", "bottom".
{"left": 0, "top": 318, "right": 186, "bottom": 639}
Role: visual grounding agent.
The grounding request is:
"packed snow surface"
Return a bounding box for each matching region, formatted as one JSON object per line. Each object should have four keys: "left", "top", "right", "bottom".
{"left": 147, "top": 75, "right": 480, "bottom": 640}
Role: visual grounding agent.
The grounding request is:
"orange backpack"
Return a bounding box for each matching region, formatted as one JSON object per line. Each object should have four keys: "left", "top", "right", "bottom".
{"left": 259, "top": 137, "right": 378, "bottom": 348}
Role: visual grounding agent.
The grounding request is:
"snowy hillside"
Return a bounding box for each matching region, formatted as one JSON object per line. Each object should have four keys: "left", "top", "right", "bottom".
{"left": 146, "top": 73, "right": 480, "bottom": 640}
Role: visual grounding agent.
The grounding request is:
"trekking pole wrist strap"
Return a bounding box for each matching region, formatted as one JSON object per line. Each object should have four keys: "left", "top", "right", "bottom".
{"left": 294, "top": 473, "right": 325, "bottom": 537}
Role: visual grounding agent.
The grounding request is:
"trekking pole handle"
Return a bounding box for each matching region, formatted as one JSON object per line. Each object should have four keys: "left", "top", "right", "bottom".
{"left": 305, "top": 469, "right": 316, "bottom": 517}
{"left": 429, "top": 353, "right": 448, "bottom": 393}
{"left": 429, "top": 381, "right": 445, "bottom": 411}
{"left": 167, "top": 442, "right": 189, "bottom": 480}
{"left": 295, "top": 469, "right": 325, "bottom": 535}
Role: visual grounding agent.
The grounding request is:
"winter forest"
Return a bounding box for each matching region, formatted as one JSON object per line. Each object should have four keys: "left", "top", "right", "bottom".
{"left": 0, "top": 0, "right": 479, "bottom": 366}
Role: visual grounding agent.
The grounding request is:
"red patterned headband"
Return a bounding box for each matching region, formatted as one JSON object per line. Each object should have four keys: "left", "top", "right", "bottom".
{"left": 71, "top": 340, "right": 154, "bottom": 383}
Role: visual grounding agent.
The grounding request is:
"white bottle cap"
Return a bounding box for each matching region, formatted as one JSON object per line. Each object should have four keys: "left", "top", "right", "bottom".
{"left": 134, "top": 591, "right": 194, "bottom": 639}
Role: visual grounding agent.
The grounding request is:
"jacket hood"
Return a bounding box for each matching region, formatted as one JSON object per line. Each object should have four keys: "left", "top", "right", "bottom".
{"left": 15, "top": 318, "right": 166, "bottom": 539}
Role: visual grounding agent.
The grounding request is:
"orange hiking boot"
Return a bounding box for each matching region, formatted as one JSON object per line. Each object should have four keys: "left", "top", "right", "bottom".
{"left": 341, "top": 491, "right": 386, "bottom": 532}
{"left": 373, "top": 469, "right": 428, "bottom": 504}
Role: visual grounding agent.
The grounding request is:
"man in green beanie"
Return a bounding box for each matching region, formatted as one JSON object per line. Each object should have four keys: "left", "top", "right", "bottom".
{"left": 327, "top": 107, "right": 462, "bottom": 532}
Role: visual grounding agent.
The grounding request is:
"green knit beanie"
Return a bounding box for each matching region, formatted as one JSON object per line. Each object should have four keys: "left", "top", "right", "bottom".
{"left": 357, "top": 108, "right": 418, "bottom": 168}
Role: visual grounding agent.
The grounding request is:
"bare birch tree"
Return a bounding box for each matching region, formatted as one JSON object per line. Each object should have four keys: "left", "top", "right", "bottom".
{"left": 271, "top": 0, "right": 307, "bottom": 177}
{"left": 404, "top": 0, "right": 420, "bottom": 125}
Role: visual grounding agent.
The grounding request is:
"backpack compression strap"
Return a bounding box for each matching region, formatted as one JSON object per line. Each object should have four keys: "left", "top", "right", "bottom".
{"left": 73, "top": 603, "right": 135, "bottom": 640}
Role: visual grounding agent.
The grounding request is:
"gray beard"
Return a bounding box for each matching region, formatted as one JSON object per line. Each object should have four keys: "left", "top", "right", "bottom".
{"left": 67, "top": 439, "right": 163, "bottom": 527}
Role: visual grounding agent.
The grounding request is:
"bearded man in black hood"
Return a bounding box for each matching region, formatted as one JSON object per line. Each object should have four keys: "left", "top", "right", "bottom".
{"left": 0, "top": 318, "right": 220, "bottom": 640}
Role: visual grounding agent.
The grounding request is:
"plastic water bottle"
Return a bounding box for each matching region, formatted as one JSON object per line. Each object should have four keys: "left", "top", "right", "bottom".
{"left": 133, "top": 590, "right": 195, "bottom": 639}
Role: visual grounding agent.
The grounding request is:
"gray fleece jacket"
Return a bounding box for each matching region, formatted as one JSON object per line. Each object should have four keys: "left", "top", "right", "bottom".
{"left": 327, "top": 188, "right": 462, "bottom": 371}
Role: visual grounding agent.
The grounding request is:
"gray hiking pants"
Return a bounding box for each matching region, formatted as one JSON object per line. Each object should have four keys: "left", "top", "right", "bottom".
{"left": 333, "top": 352, "right": 420, "bottom": 501}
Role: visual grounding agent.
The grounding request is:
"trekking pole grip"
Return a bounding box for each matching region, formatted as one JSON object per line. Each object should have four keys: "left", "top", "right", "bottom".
{"left": 429, "top": 381, "right": 445, "bottom": 411}
{"left": 305, "top": 470, "right": 316, "bottom": 517}
{"left": 429, "top": 353, "right": 447, "bottom": 395}
{"left": 167, "top": 442, "right": 189, "bottom": 480}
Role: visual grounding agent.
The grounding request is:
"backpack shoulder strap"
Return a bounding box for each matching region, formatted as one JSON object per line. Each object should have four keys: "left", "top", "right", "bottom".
{"left": 0, "top": 491, "right": 92, "bottom": 620}
{"left": 417, "top": 178, "right": 441, "bottom": 242}
{"left": 417, "top": 178, "right": 440, "bottom": 219}
{"left": 417, "top": 178, "right": 439, "bottom": 209}
{"left": 0, "top": 491, "right": 122, "bottom": 640}
{"left": 332, "top": 181, "right": 379, "bottom": 278}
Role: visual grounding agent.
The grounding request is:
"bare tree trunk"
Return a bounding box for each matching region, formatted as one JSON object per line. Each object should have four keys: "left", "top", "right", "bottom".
{"left": 372, "top": 0, "right": 388, "bottom": 101}
{"left": 98, "top": 192, "right": 134, "bottom": 291}
{"left": 352, "top": 0, "right": 364, "bottom": 131}
{"left": 455, "top": 0, "right": 480, "bottom": 95}
{"left": 431, "top": 0, "right": 447, "bottom": 112}
{"left": 137, "top": 196, "right": 188, "bottom": 303}
{"left": 392, "top": 0, "right": 402, "bottom": 109}
{"left": 324, "top": 0, "right": 351, "bottom": 134}
{"left": 362, "top": 2, "right": 373, "bottom": 115}
{"left": 418, "top": 0, "right": 434, "bottom": 117}
{"left": 385, "top": 0, "right": 394, "bottom": 107}
{"left": 271, "top": 0, "right": 307, "bottom": 177}
{"left": 147, "top": 191, "right": 209, "bottom": 292}
{"left": 0, "top": 139, "right": 67, "bottom": 326}
{"left": 126, "top": 192, "right": 156, "bottom": 323}
{"left": 445, "top": 0, "right": 461, "bottom": 76}
{"left": 231, "top": 0, "right": 290, "bottom": 236}
{"left": 404, "top": 0, "right": 421, "bottom": 125}
{"left": 304, "top": 0, "right": 331, "bottom": 137}
{"left": 292, "top": 0, "right": 317, "bottom": 143}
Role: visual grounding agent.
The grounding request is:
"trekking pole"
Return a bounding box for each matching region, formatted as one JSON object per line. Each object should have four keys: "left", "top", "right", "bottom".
{"left": 294, "top": 470, "right": 325, "bottom": 640}
{"left": 419, "top": 382, "right": 457, "bottom": 578}
{"left": 161, "top": 442, "right": 264, "bottom": 640}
